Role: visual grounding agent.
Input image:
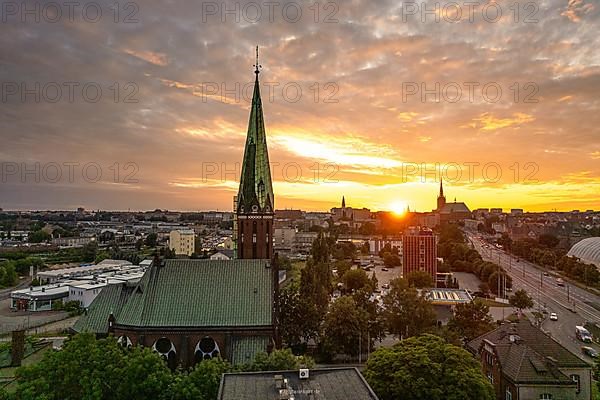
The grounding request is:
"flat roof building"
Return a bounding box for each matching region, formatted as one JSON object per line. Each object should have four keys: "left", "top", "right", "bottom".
{"left": 218, "top": 368, "right": 379, "bottom": 400}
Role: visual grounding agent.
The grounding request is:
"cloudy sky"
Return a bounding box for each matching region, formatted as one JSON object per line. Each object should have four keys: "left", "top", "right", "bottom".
{"left": 0, "top": 0, "right": 598, "bottom": 212}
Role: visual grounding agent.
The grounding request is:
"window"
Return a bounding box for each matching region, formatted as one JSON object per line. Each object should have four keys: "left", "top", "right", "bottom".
{"left": 506, "top": 389, "right": 512, "bottom": 400}
{"left": 570, "top": 374, "right": 580, "bottom": 394}
{"left": 539, "top": 394, "right": 553, "bottom": 400}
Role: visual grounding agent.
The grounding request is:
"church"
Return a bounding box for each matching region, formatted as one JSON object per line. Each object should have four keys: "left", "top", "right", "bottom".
{"left": 74, "top": 48, "right": 279, "bottom": 368}
{"left": 435, "top": 179, "right": 471, "bottom": 223}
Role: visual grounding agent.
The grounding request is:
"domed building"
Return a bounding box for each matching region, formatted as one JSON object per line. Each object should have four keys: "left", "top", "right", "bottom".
{"left": 567, "top": 237, "right": 600, "bottom": 267}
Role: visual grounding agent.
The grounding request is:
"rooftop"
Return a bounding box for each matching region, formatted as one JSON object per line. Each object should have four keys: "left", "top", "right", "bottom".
{"left": 468, "top": 320, "right": 589, "bottom": 384}
{"left": 218, "top": 368, "right": 379, "bottom": 400}
{"left": 74, "top": 259, "right": 274, "bottom": 332}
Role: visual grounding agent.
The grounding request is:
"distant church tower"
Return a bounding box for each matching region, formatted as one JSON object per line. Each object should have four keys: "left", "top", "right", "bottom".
{"left": 437, "top": 179, "right": 446, "bottom": 211}
{"left": 235, "top": 47, "right": 274, "bottom": 259}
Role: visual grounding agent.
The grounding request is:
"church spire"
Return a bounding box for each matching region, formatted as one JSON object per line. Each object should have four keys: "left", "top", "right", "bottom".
{"left": 342, "top": 196, "right": 346, "bottom": 208}
{"left": 237, "top": 46, "right": 274, "bottom": 214}
{"left": 437, "top": 178, "right": 446, "bottom": 211}
{"left": 236, "top": 47, "right": 274, "bottom": 260}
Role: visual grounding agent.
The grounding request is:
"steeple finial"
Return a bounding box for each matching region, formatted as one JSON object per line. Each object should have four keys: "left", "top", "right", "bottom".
{"left": 254, "top": 46, "right": 261, "bottom": 75}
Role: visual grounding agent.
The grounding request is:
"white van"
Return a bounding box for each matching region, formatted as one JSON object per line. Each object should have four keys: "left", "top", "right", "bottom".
{"left": 576, "top": 326, "right": 593, "bottom": 343}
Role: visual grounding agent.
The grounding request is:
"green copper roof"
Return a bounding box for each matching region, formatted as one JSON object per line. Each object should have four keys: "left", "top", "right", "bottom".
{"left": 229, "top": 336, "right": 270, "bottom": 365}
{"left": 73, "top": 283, "right": 133, "bottom": 334}
{"left": 237, "top": 63, "right": 274, "bottom": 214}
{"left": 76, "top": 259, "right": 275, "bottom": 330}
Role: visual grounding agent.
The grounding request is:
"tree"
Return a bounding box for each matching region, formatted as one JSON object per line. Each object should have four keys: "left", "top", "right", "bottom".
{"left": 144, "top": 232, "right": 158, "bottom": 247}
{"left": 382, "top": 278, "right": 436, "bottom": 339}
{"left": 311, "top": 231, "right": 330, "bottom": 264}
{"left": 382, "top": 253, "right": 401, "bottom": 268}
{"left": 246, "top": 348, "right": 313, "bottom": 371}
{"left": 538, "top": 233, "right": 559, "bottom": 249}
{"left": 322, "top": 296, "right": 369, "bottom": 356}
{"left": 28, "top": 230, "right": 51, "bottom": 243}
{"left": 81, "top": 241, "right": 98, "bottom": 263}
{"left": 364, "top": 334, "right": 495, "bottom": 400}
{"left": 13, "top": 333, "right": 173, "bottom": 400}
{"left": 406, "top": 271, "right": 434, "bottom": 288}
{"left": 342, "top": 268, "right": 371, "bottom": 293}
{"left": 278, "top": 284, "right": 322, "bottom": 345}
{"left": 447, "top": 301, "right": 495, "bottom": 341}
{"left": 509, "top": 289, "right": 534, "bottom": 313}
{"left": 169, "top": 358, "right": 231, "bottom": 400}
{"left": 0, "top": 261, "right": 18, "bottom": 287}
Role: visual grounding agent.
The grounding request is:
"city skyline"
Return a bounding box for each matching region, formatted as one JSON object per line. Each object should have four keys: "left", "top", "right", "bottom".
{"left": 1, "top": 0, "right": 599, "bottom": 212}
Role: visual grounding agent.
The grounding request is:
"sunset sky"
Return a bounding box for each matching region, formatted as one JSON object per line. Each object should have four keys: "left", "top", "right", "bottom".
{"left": 1, "top": 0, "right": 599, "bottom": 212}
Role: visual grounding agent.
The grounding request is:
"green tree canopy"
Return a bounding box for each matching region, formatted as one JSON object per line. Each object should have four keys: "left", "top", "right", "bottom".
{"left": 364, "top": 334, "right": 495, "bottom": 400}
{"left": 341, "top": 268, "right": 372, "bottom": 293}
{"left": 322, "top": 296, "right": 370, "bottom": 356}
{"left": 12, "top": 333, "right": 173, "bottom": 400}
{"left": 509, "top": 289, "right": 534, "bottom": 312}
{"left": 245, "top": 348, "right": 313, "bottom": 372}
{"left": 406, "top": 271, "right": 434, "bottom": 288}
{"left": 447, "top": 301, "right": 495, "bottom": 341}
{"left": 382, "top": 278, "right": 436, "bottom": 339}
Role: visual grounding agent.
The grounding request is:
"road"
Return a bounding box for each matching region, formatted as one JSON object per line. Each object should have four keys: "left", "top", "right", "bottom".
{"left": 467, "top": 233, "right": 600, "bottom": 364}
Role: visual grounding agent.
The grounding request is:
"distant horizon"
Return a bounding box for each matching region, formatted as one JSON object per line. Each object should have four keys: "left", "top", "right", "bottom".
{"left": 1, "top": 204, "right": 597, "bottom": 215}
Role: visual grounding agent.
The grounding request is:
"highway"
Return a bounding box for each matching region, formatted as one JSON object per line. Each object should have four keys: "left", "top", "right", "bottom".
{"left": 467, "top": 233, "right": 600, "bottom": 364}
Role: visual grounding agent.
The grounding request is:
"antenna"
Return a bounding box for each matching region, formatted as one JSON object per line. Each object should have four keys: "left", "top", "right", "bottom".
{"left": 254, "top": 46, "right": 262, "bottom": 75}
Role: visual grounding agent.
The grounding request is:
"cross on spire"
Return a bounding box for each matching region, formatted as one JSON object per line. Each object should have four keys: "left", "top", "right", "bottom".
{"left": 254, "top": 46, "right": 262, "bottom": 75}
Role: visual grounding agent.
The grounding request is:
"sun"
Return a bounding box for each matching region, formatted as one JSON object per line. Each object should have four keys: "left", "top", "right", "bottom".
{"left": 390, "top": 201, "right": 408, "bottom": 216}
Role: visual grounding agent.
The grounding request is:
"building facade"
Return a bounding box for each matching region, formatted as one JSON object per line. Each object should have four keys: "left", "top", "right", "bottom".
{"left": 468, "top": 320, "right": 592, "bottom": 400}
{"left": 169, "top": 229, "right": 195, "bottom": 256}
{"left": 402, "top": 227, "right": 437, "bottom": 282}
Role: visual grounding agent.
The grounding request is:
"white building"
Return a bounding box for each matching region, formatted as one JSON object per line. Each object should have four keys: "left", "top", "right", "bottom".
{"left": 169, "top": 229, "right": 195, "bottom": 256}
{"left": 10, "top": 283, "right": 71, "bottom": 311}
{"left": 68, "top": 281, "right": 107, "bottom": 308}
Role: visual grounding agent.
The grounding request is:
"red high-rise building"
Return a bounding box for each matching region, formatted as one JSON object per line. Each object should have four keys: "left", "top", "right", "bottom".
{"left": 235, "top": 47, "right": 274, "bottom": 259}
{"left": 402, "top": 227, "right": 438, "bottom": 283}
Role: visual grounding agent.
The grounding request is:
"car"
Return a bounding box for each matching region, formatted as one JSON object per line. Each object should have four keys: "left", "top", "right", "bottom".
{"left": 382, "top": 283, "right": 390, "bottom": 289}
{"left": 549, "top": 313, "right": 558, "bottom": 321}
{"left": 543, "top": 272, "right": 549, "bottom": 277}
{"left": 582, "top": 346, "right": 599, "bottom": 358}
{"left": 382, "top": 268, "right": 389, "bottom": 272}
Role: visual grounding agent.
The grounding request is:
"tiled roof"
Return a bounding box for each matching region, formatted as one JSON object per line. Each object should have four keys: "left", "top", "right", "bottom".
{"left": 218, "top": 368, "right": 379, "bottom": 400}
{"left": 468, "top": 320, "right": 589, "bottom": 384}
{"left": 75, "top": 259, "right": 274, "bottom": 331}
